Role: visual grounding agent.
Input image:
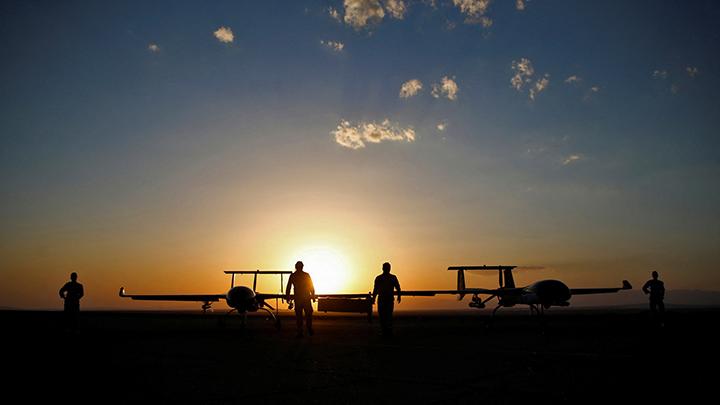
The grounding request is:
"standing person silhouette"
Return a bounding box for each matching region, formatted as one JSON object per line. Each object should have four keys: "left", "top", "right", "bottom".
{"left": 373, "top": 262, "right": 401, "bottom": 337}
{"left": 642, "top": 271, "right": 665, "bottom": 324}
{"left": 59, "top": 272, "right": 84, "bottom": 331}
{"left": 286, "top": 261, "right": 315, "bottom": 338}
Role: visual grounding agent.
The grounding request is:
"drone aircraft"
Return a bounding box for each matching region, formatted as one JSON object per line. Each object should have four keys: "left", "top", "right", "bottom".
{"left": 119, "top": 270, "right": 372, "bottom": 328}
{"left": 447, "top": 265, "right": 632, "bottom": 316}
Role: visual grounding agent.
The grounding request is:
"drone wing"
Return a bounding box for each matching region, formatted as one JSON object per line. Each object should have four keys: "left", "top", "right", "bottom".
{"left": 119, "top": 287, "right": 225, "bottom": 302}
{"left": 570, "top": 280, "right": 632, "bottom": 295}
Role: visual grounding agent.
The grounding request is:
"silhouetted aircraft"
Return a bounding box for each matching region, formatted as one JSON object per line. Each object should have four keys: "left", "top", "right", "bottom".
{"left": 119, "top": 270, "right": 372, "bottom": 328}
{"left": 447, "top": 265, "right": 632, "bottom": 316}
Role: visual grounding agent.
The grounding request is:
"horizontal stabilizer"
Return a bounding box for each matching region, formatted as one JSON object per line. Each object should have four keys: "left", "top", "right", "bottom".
{"left": 224, "top": 270, "right": 292, "bottom": 275}
{"left": 448, "top": 265, "right": 517, "bottom": 271}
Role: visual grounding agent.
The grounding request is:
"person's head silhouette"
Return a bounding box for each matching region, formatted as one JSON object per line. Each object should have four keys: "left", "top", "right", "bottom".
{"left": 652, "top": 271, "right": 659, "bottom": 280}
{"left": 382, "top": 262, "right": 391, "bottom": 274}
{"left": 70, "top": 272, "right": 78, "bottom": 282}
{"left": 295, "top": 261, "right": 304, "bottom": 272}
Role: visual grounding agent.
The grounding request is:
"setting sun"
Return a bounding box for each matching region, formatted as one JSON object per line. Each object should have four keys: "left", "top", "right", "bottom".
{"left": 290, "top": 246, "right": 350, "bottom": 293}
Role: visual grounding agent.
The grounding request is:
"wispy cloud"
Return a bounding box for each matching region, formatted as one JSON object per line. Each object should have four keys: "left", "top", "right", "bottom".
{"left": 511, "top": 58, "right": 549, "bottom": 100}
{"left": 529, "top": 75, "right": 550, "bottom": 101}
{"left": 332, "top": 119, "right": 416, "bottom": 149}
{"left": 511, "top": 58, "right": 534, "bottom": 91}
{"left": 582, "top": 85, "right": 600, "bottom": 101}
{"left": 686, "top": 66, "right": 699, "bottom": 78}
{"left": 431, "top": 76, "right": 459, "bottom": 100}
{"left": 343, "top": 0, "right": 385, "bottom": 30}
{"left": 515, "top": 0, "right": 527, "bottom": 11}
{"left": 453, "top": 0, "right": 493, "bottom": 27}
{"left": 320, "top": 40, "right": 345, "bottom": 52}
{"left": 399, "top": 79, "right": 423, "bottom": 98}
{"left": 385, "top": 0, "right": 407, "bottom": 19}
{"left": 436, "top": 121, "right": 448, "bottom": 131}
{"left": 564, "top": 75, "right": 582, "bottom": 84}
{"left": 652, "top": 69, "right": 668, "bottom": 79}
{"left": 562, "top": 154, "right": 582, "bottom": 165}
{"left": 147, "top": 43, "right": 160, "bottom": 53}
{"left": 328, "top": 7, "right": 342, "bottom": 22}
{"left": 213, "top": 26, "right": 234, "bottom": 43}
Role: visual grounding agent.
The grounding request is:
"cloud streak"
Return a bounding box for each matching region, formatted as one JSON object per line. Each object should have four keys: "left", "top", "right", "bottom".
{"left": 321, "top": 40, "right": 345, "bottom": 52}
{"left": 332, "top": 119, "right": 416, "bottom": 149}
{"left": 563, "top": 154, "right": 582, "bottom": 165}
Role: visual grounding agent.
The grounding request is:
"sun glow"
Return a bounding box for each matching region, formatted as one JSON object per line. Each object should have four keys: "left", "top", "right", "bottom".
{"left": 290, "top": 246, "right": 350, "bottom": 293}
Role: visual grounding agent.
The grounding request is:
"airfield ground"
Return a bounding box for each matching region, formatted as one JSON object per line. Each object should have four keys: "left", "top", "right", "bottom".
{"left": 3, "top": 308, "right": 716, "bottom": 404}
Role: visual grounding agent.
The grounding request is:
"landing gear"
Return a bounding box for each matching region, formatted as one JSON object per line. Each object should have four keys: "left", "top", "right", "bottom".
{"left": 258, "top": 307, "right": 281, "bottom": 330}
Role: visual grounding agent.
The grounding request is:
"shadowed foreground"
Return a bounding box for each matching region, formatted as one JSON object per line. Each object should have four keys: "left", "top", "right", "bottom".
{"left": 4, "top": 309, "right": 716, "bottom": 403}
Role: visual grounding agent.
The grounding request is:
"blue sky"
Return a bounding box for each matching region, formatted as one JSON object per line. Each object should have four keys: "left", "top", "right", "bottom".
{"left": 1, "top": 0, "right": 719, "bottom": 308}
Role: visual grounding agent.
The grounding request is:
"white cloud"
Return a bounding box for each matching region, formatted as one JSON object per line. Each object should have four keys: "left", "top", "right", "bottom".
{"left": 562, "top": 154, "right": 582, "bottom": 165}
{"left": 511, "top": 58, "right": 534, "bottom": 91}
{"left": 453, "top": 0, "right": 493, "bottom": 27}
{"left": 516, "top": 0, "right": 527, "bottom": 11}
{"left": 332, "top": 119, "right": 416, "bottom": 149}
{"left": 399, "top": 79, "right": 423, "bottom": 98}
{"left": 436, "top": 121, "right": 448, "bottom": 131}
{"left": 652, "top": 69, "right": 668, "bottom": 79}
{"left": 213, "top": 26, "right": 234, "bottom": 43}
{"left": 686, "top": 66, "right": 699, "bottom": 78}
{"left": 328, "top": 7, "right": 342, "bottom": 22}
{"left": 564, "top": 75, "right": 582, "bottom": 84}
{"left": 343, "top": 0, "right": 385, "bottom": 30}
{"left": 590, "top": 86, "right": 600, "bottom": 93}
{"left": 321, "top": 40, "right": 345, "bottom": 52}
{"left": 431, "top": 76, "right": 459, "bottom": 100}
{"left": 529, "top": 75, "right": 549, "bottom": 101}
{"left": 385, "top": 0, "right": 407, "bottom": 19}
{"left": 147, "top": 43, "right": 160, "bottom": 53}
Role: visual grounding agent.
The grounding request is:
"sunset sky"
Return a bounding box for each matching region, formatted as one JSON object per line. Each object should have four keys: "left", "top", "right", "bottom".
{"left": 2, "top": 1, "right": 719, "bottom": 310}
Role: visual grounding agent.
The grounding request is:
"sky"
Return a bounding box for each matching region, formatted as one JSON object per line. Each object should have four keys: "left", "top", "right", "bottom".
{"left": 1, "top": 0, "right": 719, "bottom": 310}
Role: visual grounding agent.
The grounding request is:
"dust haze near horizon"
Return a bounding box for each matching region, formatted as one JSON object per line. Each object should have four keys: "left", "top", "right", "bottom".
{"left": 1, "top": 1, "right": 719, "bottom": 310}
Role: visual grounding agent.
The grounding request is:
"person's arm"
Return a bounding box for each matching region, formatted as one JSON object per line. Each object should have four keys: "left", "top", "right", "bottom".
{"left": 394, "top": 276, "right": 401, "bottom": 303}
{"left": 59, "top": 284, "right": 67, "bottom": 299}
{"left": 285, "top": 274, "right": 293, "bottom": 301}
{"left": 309, "top": 275, "right": 316, "bottom": 301}
{"left": 372, "top": 277, "right": 378, "bottom": 303}
{"left": 78, "top": 284, "right": 84, "bottom": 299}
{"left": 642, "top": 280, "right": 650, "bottom": 295}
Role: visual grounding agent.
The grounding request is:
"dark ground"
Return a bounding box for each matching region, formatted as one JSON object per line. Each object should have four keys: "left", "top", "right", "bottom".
{"left": 3, "top": 308, "right": 716, "bottom": 404}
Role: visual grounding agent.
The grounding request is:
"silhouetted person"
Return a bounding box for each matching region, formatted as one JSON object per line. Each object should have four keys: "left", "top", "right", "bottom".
{"left": 59, "top": 272, "right": 84, "bottom": 331}
{"left": 373, "top": 262, "right": 401, "bottom": 336}
{"left": 642, "top": 271, "right": 665, "bottom": 323}
{"left": 286, "top": 261, "right": 315, "bottom": 337}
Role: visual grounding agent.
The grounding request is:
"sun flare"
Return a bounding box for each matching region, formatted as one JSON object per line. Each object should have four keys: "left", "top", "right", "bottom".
{"left": 290, "top": 246, "right": 350, "bottom": 293}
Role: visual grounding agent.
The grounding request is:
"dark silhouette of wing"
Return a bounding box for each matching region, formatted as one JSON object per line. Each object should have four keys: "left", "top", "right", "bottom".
{"left": 395, "top": 288, "right": 512, "bottom": 296}
{"left": 119, "top": 288, "right": 225, "bottom": 302}
{"left": 570, "top": 280, "right": 632, "bottom": 295}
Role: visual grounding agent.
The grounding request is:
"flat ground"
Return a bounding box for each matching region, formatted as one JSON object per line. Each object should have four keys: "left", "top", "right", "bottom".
{"left": 3, "top": 308, "right": 716, "bottom": 404}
